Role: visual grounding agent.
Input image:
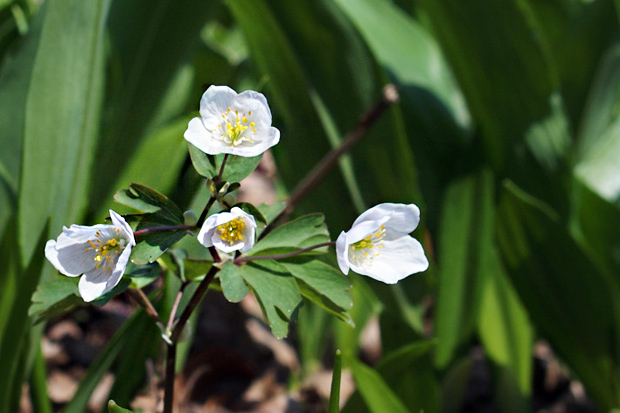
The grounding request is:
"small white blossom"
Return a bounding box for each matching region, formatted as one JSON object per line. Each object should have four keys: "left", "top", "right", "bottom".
{"left": 45, "top": 210, "right": 136, "bottom": 302}
{"left": 336, "top": 203, "right": 428, "bottom": 284}
{"left": 197, "top": 207, "right": 257, "bottom": 253}
{"left": 184, "top": 85, "right": 280, "bottom": 157}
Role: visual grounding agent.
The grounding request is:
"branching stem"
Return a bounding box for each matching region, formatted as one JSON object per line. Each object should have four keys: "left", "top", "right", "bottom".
{"left": 259, "top": 84, "right": 398, "bottom": 240}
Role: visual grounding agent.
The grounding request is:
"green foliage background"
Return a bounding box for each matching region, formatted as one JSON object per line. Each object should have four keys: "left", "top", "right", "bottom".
{"left": 1, "top": 0, "right": 620, "bottom": 411}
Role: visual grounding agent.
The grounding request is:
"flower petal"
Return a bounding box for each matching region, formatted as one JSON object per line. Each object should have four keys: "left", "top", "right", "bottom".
{"left": 199, "top": 85, "right": 238, "bottom": 129}
{"left": 45, "top": 239, "right": 96, "bottom": 277}
{"left": 109, "top": 210, "right": 135, "bottom": 246}
{"left": 350, "top": 235, "right": 428, "bottom": 283}
{"left": 352, "top": 203, "right": 420, "bottom": 234}
{"left": 184, "top": 117, "right": 214, "bottom": 154}
{"left": 335, "top": 231, "right": 350, "bottom": 275}
{"left": 78, "top": 245, "right": 131, "bottom": 302}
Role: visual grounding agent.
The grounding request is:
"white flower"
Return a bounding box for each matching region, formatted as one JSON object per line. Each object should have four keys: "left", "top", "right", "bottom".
{"left": 336, "top": 203, "right": 429, "bottom": 284}
{"left": 44, "top": 210, "right": 136, "bottom": 302}
{"left": 197, "top": 207, "right": 257, "bottom": 253}
{"left": 184, "top": 85, "right": 280, "bottom": 157}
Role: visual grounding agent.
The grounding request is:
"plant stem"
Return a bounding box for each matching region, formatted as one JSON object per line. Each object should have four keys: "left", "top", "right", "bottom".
{"left": 163, "top": 344, "right": 176, "bottom": 413}
{"left": 170, "top": 265, "right": 219, "bottom": 343}
{"left": 163, "top": 249, "right": 221, "bottom": 412}
{"left": 217, "top": 153, "right": 229, "bottom": 182}
{"left": 234, "top": 241, "right": 335, "bottom": 264}
{"left": 166, "top": 282, "right": 187, "bottom": 332}
{"left": 259, "top": 84, "right": 398, "bottom": 240}
{"left": 126, "top": 288, "right": 163, "bottom": 326}
{"left": 328, "top": 349, "right": 342, "bottom": 413}
{"left": 197, "top": 196, "right": 217, "bottom": 227}
{"left": 133, "top": 225, "right": 196, "bottom": 237}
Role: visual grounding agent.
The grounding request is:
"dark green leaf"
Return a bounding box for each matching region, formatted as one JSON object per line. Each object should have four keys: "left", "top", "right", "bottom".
{"left": 114, "top": 183, "right": 184, "bottom": 224}
{"left": 18, "top": 0, "right": 108, "bottom": 266}
{"left": 434, "top": 168, "right": 495, "bottom": 368}
{"left": 250, "top": 214, "right": 329, "bottom": 256}
{"left": 346, "top": 355, "right": 409, "bottom": 413}
{"left": 188, "top": 142, "right": 262, "bottom": 182}
{"left": 497, "top": 181, "right": 620, "bottom": 409}
{"left": 234, "top": 202, "right": 267, "bottom": 226}
{"left": 237, "top": 260, "right": 302, "bottom": 338}
{"left": 219, "top": 261, "right": 249, "bottom": 302}
{"left": 28, "top": 276, "right": 82, "bottom": 324}
{"left": 280, "top": 258, "right": 352, "bottom": 310}
{"left": 477, "top": 262, "right": 533, "bottom": 395}
{"left": 416, "top": 0, "right": 560, "bottom": 169}
{"left": 126, "top": 262, "right": 161, "bottom": 289}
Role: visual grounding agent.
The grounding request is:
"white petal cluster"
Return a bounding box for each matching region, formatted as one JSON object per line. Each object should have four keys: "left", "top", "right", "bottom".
{"left": 336, "top": 203, "right": 429, "bottom": 284}
{"left": 197, "top": 207, "right": 257, "bottom": 253}
{"left": 44, "top": 210, "right": 136, "bottom": 302}
{"left": 184, "top": 85, "right": 280, "bottom": 157}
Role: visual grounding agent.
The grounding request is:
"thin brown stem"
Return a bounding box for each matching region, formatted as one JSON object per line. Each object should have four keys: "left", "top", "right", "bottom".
{"left": 166, "top": 282, "right": 188, "bottom": 332}
{"left": 259, "top": 85, "right": 398, "bottom": 240}
{"left": 217, "top": 154, "right": 229, "bottom": 182}
{"left": 197, "top": 196, "right": 217, "bottom": 227}
{"left": 170, "top": 265, "right": 219, "bottom": 343}
{"left": 126, "top": 288, "right": 163, "bottom": 326}
{"left": 234, "top": 241, "right": 335, "bottom": 264}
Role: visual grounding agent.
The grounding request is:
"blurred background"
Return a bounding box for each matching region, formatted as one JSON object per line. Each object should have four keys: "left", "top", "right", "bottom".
{"left": 2, "top": 0, "right": 620, "bottom": 411}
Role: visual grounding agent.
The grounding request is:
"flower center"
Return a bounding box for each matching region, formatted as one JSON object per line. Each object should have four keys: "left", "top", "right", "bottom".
{"left": 217, "top": 217, "right": 247, "bottom": 245}
{"left": 214, "top": 108, "right": 257, "bottom": 146}
{"left": 85, "top": 229, "right": 126, "bottom": 271}
{"left": 348, "top": 225, "right": 386, "bottom": 267}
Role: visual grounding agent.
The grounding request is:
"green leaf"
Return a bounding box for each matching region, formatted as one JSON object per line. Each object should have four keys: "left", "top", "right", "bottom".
{"left": 96, "top": 117, "right": 191, "bottom": 220}
{"left": 107, "top": 400, "right": 133, "bottom": 413}
{"left": 126, "top": 262, "right": 161, "bottom": 289}
{"left": 17, "top": 0, "right": 109, "bottom": 266}
{"left": 257, "top": 202, "right": 286, "bottom": 225}
{"left": 497, "top": 181, "right": 620, "bottom": 410}
{"left": 92, "top": 0, "right": 212, "bottom": 208}
{"left": 237, "top": 260, "right": 302, "bottom": 339}
{"left": 234, "top": 202, "right": 266, "bottom": 226}
{"left": 280, "top": 258, "right": 352, "bottom": 309}
{"left": 434, "top": 168, "right": 495, "bottom": 368}
{"left": 477, "top": 259, "right": 533, "bottom": 395}
{"left": 280, "top": 258, "right": 353, "bottom": 326}
{"left": 346, "top": 356, "right": 409, "bottom": 413}
{"left": 219, "top": 261, "right": 249, "bottom": 302}
{"left": 114, "top": 183, "right": 184, "bottom": 223}
{"left": 188, "top": 142, "right": 262, "bottom": 182}
{"left": 0, "top": 221, "right": 48, "bottom": 412}
{"left": 250, "top": 214, "right": 329, "bottom": 256}
{"left": 115, "top": 184, "right": 188, "bottom": 264}
{"left": 28, "top": 276, "right": 82, "bottom": 324}
{"left": 416, "top": 0, "right": 559, "bottom": 169}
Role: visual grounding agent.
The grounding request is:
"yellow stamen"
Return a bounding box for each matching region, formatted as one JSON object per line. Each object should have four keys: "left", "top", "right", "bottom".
{"left": 217, "top": 217, "right": 247, "bottom": 245}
